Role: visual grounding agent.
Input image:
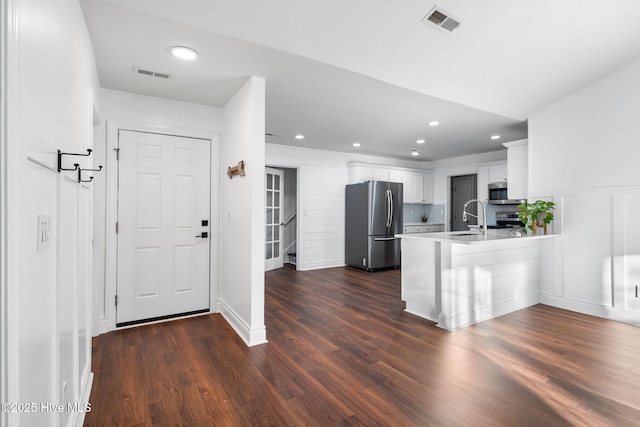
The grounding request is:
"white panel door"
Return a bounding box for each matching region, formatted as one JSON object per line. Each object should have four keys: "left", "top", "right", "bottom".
{"left": 117, "top": 130, "right": 211, "bottom": 325}
{"left": 265, "top": 167, "right": 284, "bottom": 271}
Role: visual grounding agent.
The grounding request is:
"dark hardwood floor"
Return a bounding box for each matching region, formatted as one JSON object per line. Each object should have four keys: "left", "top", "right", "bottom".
{"left": 85, "top": 265, "right": 640, "bottom": 426}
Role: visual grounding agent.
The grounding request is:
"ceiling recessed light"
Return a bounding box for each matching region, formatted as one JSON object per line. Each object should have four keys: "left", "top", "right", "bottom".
{"left": 411, "top": 150, "right": 420, "bottom": 156}
{"left": 428, "top": 121, "right": 439, "bottom": 126}
{"left": 491, "top": 135, "right": 501, "bottom": 140}
{"left": 352, "top": 142, "right": 361, "bottom": 147}
{"left": 170, "top": 46, "right": 198, "bottom": 60}
{"left": 295, "top": 134, "right": 304, "bottom": 140}
{"left": 417, "top": 139, "right": 426, "bottom": 144}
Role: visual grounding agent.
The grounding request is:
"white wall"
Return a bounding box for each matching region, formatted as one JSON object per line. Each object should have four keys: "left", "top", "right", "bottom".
{"left": 5, "top": 0, "right": 100, "bottom": 426}
{"left": 219, "top": 77, "right": 267, "bottom": 346}
{"left": 529, "top": 55, "right": 640, "bottom": 325}
{"left": 93, "top": 89, "right": 222, "bottom": 335}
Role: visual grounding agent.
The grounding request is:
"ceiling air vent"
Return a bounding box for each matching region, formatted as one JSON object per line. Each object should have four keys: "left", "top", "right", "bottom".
{"left": 133, "top": 67, "right": 171, "bottom": 79}
{"left": 421, "top": 6, "right": 461, "bottom": 34}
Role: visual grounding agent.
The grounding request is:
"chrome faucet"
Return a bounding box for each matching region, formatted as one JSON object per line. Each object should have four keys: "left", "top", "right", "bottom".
{"left": 462, "top": 199, "right": 487, "bottom": 234}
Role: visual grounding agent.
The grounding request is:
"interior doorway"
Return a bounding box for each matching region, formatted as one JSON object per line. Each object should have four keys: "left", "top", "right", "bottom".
{"left": 450, "top": 174, "right": 477, "bottom": 231}
{"left": 264, "top": 166, "right": 298, "bottom": 270}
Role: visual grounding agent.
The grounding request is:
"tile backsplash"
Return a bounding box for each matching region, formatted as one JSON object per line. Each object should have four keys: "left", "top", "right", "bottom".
{"left": 403, "top": 203, "right": 519, "bottom": 226}
{"left": 403, "top": 204, "right": 445, "bottom": 224}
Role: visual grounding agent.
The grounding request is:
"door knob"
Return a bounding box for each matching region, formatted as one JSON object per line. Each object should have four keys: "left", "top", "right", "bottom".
{"left": 196, "top": 232, "right": 208, "bottom": 238}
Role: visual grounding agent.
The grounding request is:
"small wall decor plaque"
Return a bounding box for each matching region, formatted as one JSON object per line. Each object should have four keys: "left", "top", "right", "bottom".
{"left": 227, "top": 160, "right": 245, "bottom": 179}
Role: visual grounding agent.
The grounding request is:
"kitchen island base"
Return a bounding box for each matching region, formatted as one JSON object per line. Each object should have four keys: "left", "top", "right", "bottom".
{"left": 401, "top": 232, "right": 553, "bottom": 331}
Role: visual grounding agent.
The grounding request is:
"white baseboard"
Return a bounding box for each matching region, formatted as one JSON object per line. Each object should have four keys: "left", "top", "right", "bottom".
{"left": 218, "top": 300, "right": 268, "bottom": 347}
{"left": 438, "top": 293, "right": 539, "bottom": 331}
{"left": 539, "top": 294, "right": 640, "bottom": 326}
{"left": 300, "top": 260, "right": 345, "bottom": 271}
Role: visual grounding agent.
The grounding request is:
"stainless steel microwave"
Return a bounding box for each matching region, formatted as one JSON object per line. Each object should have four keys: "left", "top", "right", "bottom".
{"left": 488, "top": 182, "right": 526, "bottom": 205}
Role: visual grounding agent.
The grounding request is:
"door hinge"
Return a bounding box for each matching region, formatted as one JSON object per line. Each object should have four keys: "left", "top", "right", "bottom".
{"left": 114, "top": 148, "right": 120, "bottom": 161}
{"left": 115, "top": 222, "right": 119, "bottom": 233}
{"left": 115, "top": 295, "right": 118, "bottom": 307}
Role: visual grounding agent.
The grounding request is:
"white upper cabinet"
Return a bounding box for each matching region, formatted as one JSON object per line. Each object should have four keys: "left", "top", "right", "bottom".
{"left": 347, "top": 163, "right": 433, "bottom": 204}
{"left": 373, "top": 167, "right": 391, "bottom": 181}
{"left": 388, "top": 169, "right": 403, "bottom": 183}
{"left": 477, "top": 166, "right": 489, "bottom": 202}
{"left": 503, "top": 139, "right": 528, "bottom": 200}
{"left": 422, "top": 172, "right": 434, "bottom": 204}
{"left": 488, "top": 162, "right": 507, "bottom": 183}
{"left": 350, "top": 165, "right": 373, "bottom": 183}
{"left": 350, "top": 164, "right": 389, "bottom": 183}
{"left": 401, "top": 171, "right": 424, "bottom": 203}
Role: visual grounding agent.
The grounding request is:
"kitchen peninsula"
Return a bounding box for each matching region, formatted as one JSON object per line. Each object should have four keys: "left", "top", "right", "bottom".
{"left": 398, "top": 230, "right": 556, "bottom": 331}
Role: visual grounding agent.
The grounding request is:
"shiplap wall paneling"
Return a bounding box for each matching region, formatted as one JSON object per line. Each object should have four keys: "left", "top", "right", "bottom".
{"left": 301, "top": 164, "right": 346, "bottom": 270}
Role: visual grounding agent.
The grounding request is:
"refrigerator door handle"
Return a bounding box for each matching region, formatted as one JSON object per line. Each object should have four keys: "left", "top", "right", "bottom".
{"left": 389, "top": 190, "right": 393, "bottom": 226}
{"left": 386, "top": 189, "right": 392, "bottom": 227}
{"left": 374, "top": 237, "right": 400, "bottom": 241}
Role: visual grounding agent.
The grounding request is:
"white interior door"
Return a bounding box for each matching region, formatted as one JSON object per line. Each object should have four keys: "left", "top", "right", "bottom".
{"left": 116, "top": 130, "right": 211, "bottom": 325}
{"left": 265, "top": 167, "right": 284, "bottom": 271}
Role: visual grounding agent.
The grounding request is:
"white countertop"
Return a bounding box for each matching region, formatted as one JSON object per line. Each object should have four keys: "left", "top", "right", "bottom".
{"left": 404, "top": 222, "right": 444, "bottom": 226}
{"left": 396, "top": 229, "right": 557, "bottom": 244}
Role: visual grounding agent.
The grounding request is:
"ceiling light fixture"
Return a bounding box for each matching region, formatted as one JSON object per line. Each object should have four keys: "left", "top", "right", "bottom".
{"left": 352, "top": 142, "right": 361, "bottom": 147}
{"left": 170, "top": 46, "right": 198, "bottom": 60}
{"left": 428, "top": 121, "right": 439, "bottom": 126}
{"left": 490, "top": 135, "right": 501, "bottom": 140}
{"left": 295, "top": 134, "right": 304, "bottom": 140}
{"left": 417, "top": 139, "right": 426, "bottom": 144}
{"left": 411, "top": 150, "right": 420, "bottom": 156}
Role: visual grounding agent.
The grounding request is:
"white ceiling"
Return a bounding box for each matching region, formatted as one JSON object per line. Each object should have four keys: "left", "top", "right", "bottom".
{"left": 81, "top": 0, "right": 640, "bottom": 161}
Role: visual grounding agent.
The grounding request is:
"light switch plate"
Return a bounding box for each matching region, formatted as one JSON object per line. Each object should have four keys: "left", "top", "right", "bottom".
{"left": 37, "top": 214, "right": 52, "bottom": 251}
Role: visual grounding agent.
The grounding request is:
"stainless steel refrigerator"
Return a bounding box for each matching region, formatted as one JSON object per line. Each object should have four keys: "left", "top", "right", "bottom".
{"left": 345, "top": 181, "right": 403, "bottom": 271}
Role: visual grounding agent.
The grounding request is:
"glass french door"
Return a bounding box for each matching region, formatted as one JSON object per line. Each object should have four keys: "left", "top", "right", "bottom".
{"left": 265, "top": 167, "right": 284, "bottom": 271}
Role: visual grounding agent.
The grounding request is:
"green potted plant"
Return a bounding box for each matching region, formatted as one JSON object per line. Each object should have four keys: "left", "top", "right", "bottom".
{"left": 516, "top": 200, "right": 555, "bottom": 234}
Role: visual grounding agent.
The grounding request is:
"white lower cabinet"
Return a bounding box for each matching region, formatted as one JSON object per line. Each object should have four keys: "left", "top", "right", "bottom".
{"left": 402, "top": 224, "right": 444, "bottom": 234}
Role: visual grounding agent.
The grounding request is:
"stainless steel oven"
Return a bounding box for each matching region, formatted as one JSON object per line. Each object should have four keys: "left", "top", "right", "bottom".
{"left": 495, "top": 211, "right": 525, "bottom": 229}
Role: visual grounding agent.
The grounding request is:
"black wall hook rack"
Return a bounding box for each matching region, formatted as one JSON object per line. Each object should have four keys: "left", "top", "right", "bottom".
{"left": 58, "top": 149, "right": 92, "bottom": 172}
{"left": 78, "top": 165, "right": 102, "bottom": 183}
